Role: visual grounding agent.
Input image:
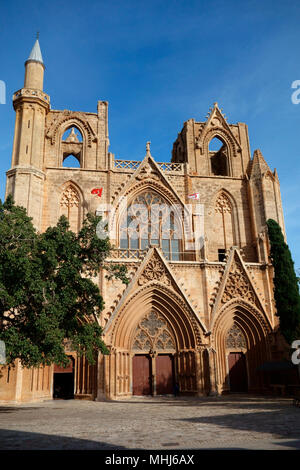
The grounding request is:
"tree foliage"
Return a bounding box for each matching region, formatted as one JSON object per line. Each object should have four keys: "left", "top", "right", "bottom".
{"left": 0, "top": 196, "right": 128, "bottom": 368}
{"left": 267, "top": 219, "right": 300, "bottom": 344}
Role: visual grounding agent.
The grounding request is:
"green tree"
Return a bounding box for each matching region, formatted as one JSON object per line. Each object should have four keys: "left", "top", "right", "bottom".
{"left": 266, "top": 219, "right": 300, "bottom": 344}
{"left": 0, "top": 196, "right": 128, "bottom": 368}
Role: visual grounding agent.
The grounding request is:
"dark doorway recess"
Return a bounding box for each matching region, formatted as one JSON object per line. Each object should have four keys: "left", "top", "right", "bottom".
{"left": 228, "top": 352, "right": 248, "bottom": 392}
{"left": 156, "top": 354, "right": 174, "bottom": 395}
{"left": 132, "top": 355, "right": 152, "bottom": 396}
{"left": 53, "top": 356, "right": 75, "bottom": 399}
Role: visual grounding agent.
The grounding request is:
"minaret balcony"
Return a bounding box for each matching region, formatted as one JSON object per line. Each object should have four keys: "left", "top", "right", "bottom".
{"left": 13, "top": 88, "right": 50, "bottom": 109}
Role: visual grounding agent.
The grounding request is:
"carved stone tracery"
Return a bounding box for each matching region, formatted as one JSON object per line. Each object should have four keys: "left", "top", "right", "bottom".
{"left": 222, "top": 260, "right": 255, "bottom": 304}
{"left": 215, "top": 193, "right": 232, "bottom": 213}
{"left": 226, "top": 324, "right": 246, "bottom": 349}
{"left": 132, "top": 311, "right": 176, "bottom": 351}
{"left": 60, "top": 186, "right": 79, "bottom": 208}
{"left": 138, "top": 256, "right": 171, "bottom": 286}
{"left": 46, "top": 111, "right": 97, "bottom": 147}
{"left": 136, "top": 162, "right": 160, "bottom": 181}
{"left": 120, "top": 190, "right": 182, "bottom": 259}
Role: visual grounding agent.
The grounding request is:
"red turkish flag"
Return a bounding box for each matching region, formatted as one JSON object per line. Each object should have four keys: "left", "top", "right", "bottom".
{"left": 91, "top": 188, "right": 103, "bottom": 197}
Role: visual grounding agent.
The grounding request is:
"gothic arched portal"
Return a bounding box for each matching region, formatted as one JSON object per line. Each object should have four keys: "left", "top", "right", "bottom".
{"left": 102, "top": 283, "right": 205, "bottom": 399}
{"left": 212, "top": 301, "right": 271, "bottom": 394}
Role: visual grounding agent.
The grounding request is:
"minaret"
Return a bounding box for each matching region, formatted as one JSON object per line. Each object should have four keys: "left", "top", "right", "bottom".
{"left": 24, "top": 34, "right": 45, "bottom": 90}
{"left": 6, "top": 35, "right": 50, "bottom": 230}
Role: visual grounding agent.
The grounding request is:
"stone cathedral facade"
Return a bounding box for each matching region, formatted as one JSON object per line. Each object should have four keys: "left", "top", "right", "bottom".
{"left": 0, "top": 39, "right": 288, "bottom": 402}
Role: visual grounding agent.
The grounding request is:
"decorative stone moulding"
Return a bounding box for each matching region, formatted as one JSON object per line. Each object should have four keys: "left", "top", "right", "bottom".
{"left": 46, "top": 111, "right": 97, "bottom": 147}
{"left": 13, "top": 88, "right": 50, "bottom": 103}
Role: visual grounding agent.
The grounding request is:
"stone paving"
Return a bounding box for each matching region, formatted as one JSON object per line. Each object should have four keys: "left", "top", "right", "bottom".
{"left": 0, "top": 394, "right": 300, "bottom": 450}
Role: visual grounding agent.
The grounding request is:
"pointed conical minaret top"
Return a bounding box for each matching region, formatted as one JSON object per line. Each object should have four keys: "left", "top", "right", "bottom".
{"left": 24, "top": 33, "right": 45, "bottom": 91}
{"left": 26, "top": 33, "right": 44, "bottom": 65}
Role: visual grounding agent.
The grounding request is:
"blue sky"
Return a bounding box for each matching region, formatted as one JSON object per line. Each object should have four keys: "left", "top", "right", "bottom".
{"left": 0, "top": 0, "right": 299, "bottom": 269}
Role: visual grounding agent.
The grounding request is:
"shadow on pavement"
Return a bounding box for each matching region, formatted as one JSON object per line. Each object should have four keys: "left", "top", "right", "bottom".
{"left": 117, "top": 394, "right": 294, "bottom": 411}
{"left": 0, "top": 407, "right": 41, "bottom": 414}
{"left": 173, "top": 408, "right": 300, "bottom": 443}
{"left": 0, "top": 429, "right": 127, "bottom": 450}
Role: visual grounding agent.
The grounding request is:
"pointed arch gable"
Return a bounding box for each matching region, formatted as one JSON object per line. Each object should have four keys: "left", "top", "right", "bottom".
{"left": 211, "top": 299, "right": 272, "bottom": 392}
{"left": 110, "top": 154, "right": 186, "bottom": 208}
{"left": 209, "top": 248, "right": 271, "bottom": 326}
{"left": 103, "top": 247, "right": 207, "bottom": 339}
{"left": 107, "top": 282, "right": 204, "bottom": 351}
{"left": 196, "top": 104, "right": 242, "bottom": 159}
{"left": 195, "top": 104, "right": 243, "bottom": 178}
{"left": 46, "top": 113, "right": 97, "bottom": 148}
{"left": 211, "top": 298, "right": 272, "bottom": 344}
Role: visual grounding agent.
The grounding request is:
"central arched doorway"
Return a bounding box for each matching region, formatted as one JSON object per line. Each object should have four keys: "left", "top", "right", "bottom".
{"left": 132, "top": 311, "right": 176, "bottom": 396}
{"left": 106, "top": 281, "right": 204, "bottom": 399}
{"left": 132, "top": 353, "right": 175, "bottom": 396}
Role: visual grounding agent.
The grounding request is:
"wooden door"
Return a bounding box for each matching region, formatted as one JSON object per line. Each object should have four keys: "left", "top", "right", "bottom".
{"left": 132, "top": 355, "right": 151, "bottom": 396}
{"left": 228, "top": 352, "right": 248, "bottom": 392}
{"left": 156, "top": 355, "right": 174, "bottom": 395}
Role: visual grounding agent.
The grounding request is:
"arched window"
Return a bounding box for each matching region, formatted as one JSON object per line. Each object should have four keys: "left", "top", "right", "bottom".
{"left": 209, "top": 137, "right": 229, "bottom": 176}
{"left": 119, "top": 191, "right": 182, "bottom": 260}
{"left": 62, "top": 154, "right": 81, "bottom": 168}
{"left": 61, "top": 126, "right": 83, "bottom": 168}
{"left": 60, "top": 185, "right": 81, "bottom": 233}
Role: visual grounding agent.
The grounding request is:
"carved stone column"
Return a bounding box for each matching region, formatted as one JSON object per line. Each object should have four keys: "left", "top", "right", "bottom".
{"left": 195, "top": 347, "right": 205, "bottom": 396}
{"left": 110, "top": 347, "right": 117, "bottom": 399}
{"left": 207, "top": 347, "right": 218, "bottom": 396}
{"left": 96, "top": 352, "right": 106, "bottom": 401}
{"left": 129, "top": 352, "right": 134, "bottom": 395}
{"left": 150, "top": 349, "right": 157, "bottom": 396}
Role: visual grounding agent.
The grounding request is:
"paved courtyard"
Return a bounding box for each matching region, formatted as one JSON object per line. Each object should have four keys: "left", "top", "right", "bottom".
{"left": 0, "top": 394, "right": 300, "bottom": 450}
